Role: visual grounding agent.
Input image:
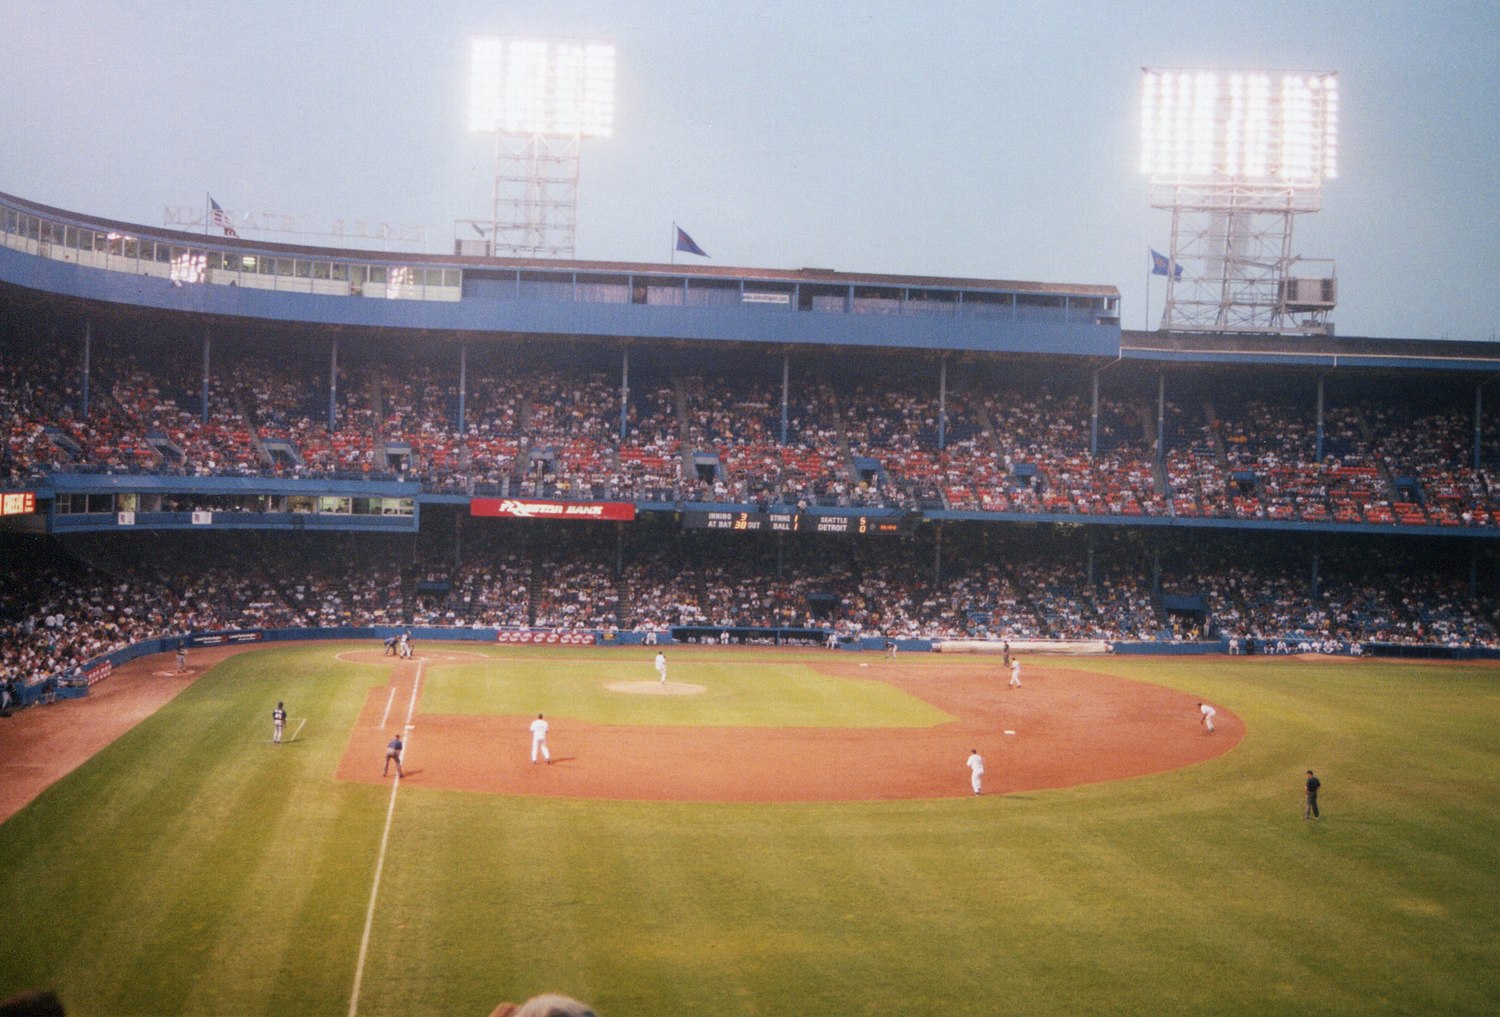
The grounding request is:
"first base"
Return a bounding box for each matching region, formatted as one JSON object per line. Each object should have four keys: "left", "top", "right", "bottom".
{"left": 1004, "top": 730, "right": 1016, "bottom": 735}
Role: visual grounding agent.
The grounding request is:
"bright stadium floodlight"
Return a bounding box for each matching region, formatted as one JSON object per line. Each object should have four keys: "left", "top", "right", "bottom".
{"left": 1139, "top": 69, "right": 1337, "bottom": 186}
{"left": 1141, "top": 68, "right": 1340, "bottom": 336}
{"left": 460, "top": 37, "right": 616, "bottom": 259}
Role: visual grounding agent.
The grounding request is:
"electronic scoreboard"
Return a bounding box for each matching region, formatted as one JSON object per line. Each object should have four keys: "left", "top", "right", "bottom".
{"left": 680, "top": 508, "right": 907, "bottom": 535}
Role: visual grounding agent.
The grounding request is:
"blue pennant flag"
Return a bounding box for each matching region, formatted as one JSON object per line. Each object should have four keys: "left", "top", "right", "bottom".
{"left": 675, "top": 226, "right": 709, "bottom": 258}
{"left": 1150, "top": 248, "right": 1183, "bottom": 280}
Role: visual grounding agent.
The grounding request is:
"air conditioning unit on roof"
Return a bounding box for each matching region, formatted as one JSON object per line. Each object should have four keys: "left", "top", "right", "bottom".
{"left": 1279, "top": 277, "right": 1338, "bottom": 311}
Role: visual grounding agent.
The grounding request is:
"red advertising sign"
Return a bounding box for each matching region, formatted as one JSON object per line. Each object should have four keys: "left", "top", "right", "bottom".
{"left": 1, "top": 491, "right": 36, "bottom": 515}
{"left": 471, "top": 498, "right": 635, "bottom": 521}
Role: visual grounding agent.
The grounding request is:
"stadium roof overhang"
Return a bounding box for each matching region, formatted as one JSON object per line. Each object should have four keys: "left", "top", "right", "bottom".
{"left": 1121, "top": 329, "right": 1500, "bottom": 375}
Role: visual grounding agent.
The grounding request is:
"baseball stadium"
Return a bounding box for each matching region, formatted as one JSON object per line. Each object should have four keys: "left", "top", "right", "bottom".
{"left": 4, "top": 29, "right": 1500, "bottom": 1017}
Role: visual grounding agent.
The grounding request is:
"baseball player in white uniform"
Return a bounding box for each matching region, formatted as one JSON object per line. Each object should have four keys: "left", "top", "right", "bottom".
{"left": 967, "top": 749, "right": 985, "bottom": 795}
{"left": 655, "top": 651, "right": 667, "bottom": 685}
{"left": 1009, "top": 659, "right": 1021, "bottom": 688}
{"left": 1198, "top": 702, "right": 1216, "bottom": 733}
{"left": 530, "top": 713, "right": 551, "bottom": 763}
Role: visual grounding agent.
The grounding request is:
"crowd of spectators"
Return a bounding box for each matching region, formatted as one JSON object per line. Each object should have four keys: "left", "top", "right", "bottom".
{"left": 8, "top": 336, "right": 1500, "bottom": 704}
{"left": 5, "top": 526, "right": 1498, "bottom": 698}
{"left": 8, "top": 336, "right": 1500, "bottom": 529}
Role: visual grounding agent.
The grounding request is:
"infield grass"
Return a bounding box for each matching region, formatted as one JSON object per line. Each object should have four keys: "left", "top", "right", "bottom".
{"left": 1, "top": 643, "right": 1497, "bottom": 1016}
{"left": 418, "top": 648, "right": 953, "bottom": 726}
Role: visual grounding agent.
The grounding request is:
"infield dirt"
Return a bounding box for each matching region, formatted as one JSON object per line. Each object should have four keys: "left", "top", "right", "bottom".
{"left": 333, "top": 647, "right": 1241, "bottom": 802}
{"left": 1, "top": 643, "right": 1242, "bottom": 817}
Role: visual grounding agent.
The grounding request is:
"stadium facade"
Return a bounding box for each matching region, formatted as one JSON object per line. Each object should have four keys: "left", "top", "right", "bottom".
{"left": 5, "top": 188, "right": 1500, "bottom": 700}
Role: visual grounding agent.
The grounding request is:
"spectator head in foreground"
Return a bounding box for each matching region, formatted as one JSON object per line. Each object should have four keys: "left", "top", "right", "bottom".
{"left": 490, "top": 994, "right": 597, "bottom": 1017}
{"left": 0, "top": 990, "right": 66, "bottom": 1017}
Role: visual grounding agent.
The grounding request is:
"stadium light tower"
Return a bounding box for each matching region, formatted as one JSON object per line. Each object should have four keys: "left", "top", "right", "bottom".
{"left": 1141, "top": 68, "right": 1339, "bottom": 335}
{"left": 457, "top": 37, "right": 615, "bottom": 259}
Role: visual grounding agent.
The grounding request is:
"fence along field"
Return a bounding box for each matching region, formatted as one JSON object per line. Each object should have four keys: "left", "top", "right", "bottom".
{"left": 0, "top": 642, "right": 1497, "bottom": 1016}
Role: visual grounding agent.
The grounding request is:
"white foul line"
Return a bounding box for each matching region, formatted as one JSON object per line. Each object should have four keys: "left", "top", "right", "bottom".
{"left": 348, "top": 659, "right": 424, "bottom": 1017}
{"left": 288, "top": 718, "right": 308, "bottom": 743}
{"left": 378, "top": 687, "right": 396, "bottom": 729}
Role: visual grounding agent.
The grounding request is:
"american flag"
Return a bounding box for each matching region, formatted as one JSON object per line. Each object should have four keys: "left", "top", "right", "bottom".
{"left": 209, "top": 196, "right": 239, "bottom": 238}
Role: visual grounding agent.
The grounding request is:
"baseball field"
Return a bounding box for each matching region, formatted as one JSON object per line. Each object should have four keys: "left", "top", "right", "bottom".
{"left": 1, "top": 642, "right": 1497, "bottom": 1016}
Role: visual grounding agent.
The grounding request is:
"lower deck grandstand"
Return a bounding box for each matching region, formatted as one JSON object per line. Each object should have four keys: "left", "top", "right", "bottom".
{"left": 4, "top": 518, "right": 1498, "bottom": 695}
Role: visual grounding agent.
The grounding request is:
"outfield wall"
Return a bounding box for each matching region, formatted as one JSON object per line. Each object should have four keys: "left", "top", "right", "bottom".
{"left": 936, "top": 638, "right": 1110, "bottom": 654}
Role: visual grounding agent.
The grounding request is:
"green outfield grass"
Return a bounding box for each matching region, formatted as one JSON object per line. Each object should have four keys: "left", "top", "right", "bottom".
{"left": 1, "top": 643, "right": 1497, "bottom": 1016}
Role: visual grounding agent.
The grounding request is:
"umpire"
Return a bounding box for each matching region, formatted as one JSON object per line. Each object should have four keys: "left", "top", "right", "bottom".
{"left": 1305, "top": 770, "right": 1321, "bottom": 820}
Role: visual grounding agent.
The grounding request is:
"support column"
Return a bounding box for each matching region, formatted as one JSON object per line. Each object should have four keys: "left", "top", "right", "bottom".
{"left": 1316, "top": 373, "right": 1327, "bottom": 461}
{"left": 1156, "top": 372, "right": 1166, "bottom": 464}
{"left": 458, "top": 344, "right": 468, "bottom": 437}
{"left": 620, "top": 348, "right": 630, "bottom": 439}
{"left": 201, "top": 329, "right": 212, "bottom": 424}
{"left": 934, "top": 521, "right": 944, "bottom": 585}
{"left": 1476, "top": 382, "right": 1485, "bottom": 471}
{"left": 1090, "top": 368, "right": 1101, "bottom": 457}
{"left": 938, "top": 356, "right": 948, "bottom": 452}
{"left": 781, "top": 352, "right": 790, "bottom": 446}
{"left": 80, "top": 319, "right": 91, "bottom": 418}
{"left": 328, "top": 338, "right": 339, "bottom": 433}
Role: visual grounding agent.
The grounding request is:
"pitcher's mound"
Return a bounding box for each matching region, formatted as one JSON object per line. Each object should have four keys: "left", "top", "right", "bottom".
{"left": 606, "top": 680, "right": 707, "bottom": 696}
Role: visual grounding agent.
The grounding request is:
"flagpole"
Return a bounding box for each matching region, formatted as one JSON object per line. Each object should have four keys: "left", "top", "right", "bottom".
{"left": 670, "top": 223, "right": 676, "bottom": 265}
{"left": 205, "top": 193, "right": 211, "bottom": 238}
{"left": 1145, "top": 249, "right": 1151, "bottom": 331}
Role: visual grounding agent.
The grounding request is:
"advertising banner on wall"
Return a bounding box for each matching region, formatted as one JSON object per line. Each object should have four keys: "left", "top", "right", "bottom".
{"left": 495, "top": 630, "right": 598, "bottom": 645}
{"left": 188, "top": 631, "right": 265, "bottom": 646}
{"left": 470, "top": 498, "right": 635, "bottom": 522}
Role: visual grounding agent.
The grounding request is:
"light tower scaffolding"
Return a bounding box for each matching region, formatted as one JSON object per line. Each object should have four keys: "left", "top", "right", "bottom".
{"left": 486, "top": 131, "right": 582, "bottom": 259}
{"left": 459, "top": 37, "right": 615, "bottom": 260}
{"left": 1142, "top": 69, "right": 1339, "bottom": 335}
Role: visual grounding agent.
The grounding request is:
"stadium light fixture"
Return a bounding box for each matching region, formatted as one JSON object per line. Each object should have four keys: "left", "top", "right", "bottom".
{"left": 461, "top": 37, "right": 616, "bottom": 260}
{"left": 468, "top": 37, "right": 615, "bottom": 138}
{"left": 1140, "top": 68, "right": 1337, "bottom": 186}
{"left": 1141, "top": 67, "right": 1340, "bottom": 336}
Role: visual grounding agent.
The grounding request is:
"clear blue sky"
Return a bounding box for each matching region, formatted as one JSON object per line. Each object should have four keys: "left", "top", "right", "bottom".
{"left": 3, "top": 0, "right": 1497, "bottom": 340}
